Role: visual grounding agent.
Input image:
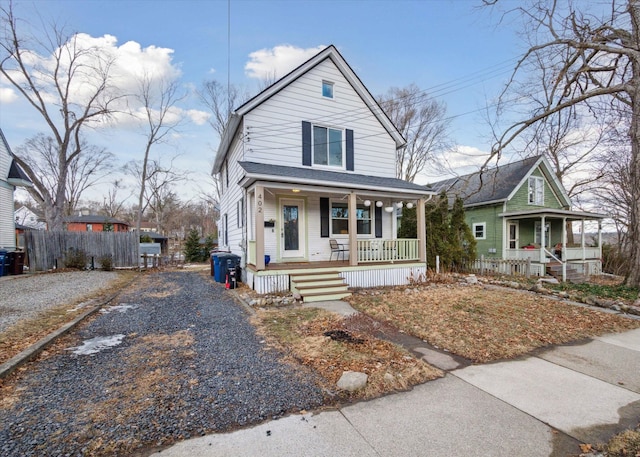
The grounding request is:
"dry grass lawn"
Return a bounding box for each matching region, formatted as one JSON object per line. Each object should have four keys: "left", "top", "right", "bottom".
{"left": 252, "top": 307, "right": 442, "bottom": 400}
{"left": 347, "top": 284, "right": 640, "bottom": 363}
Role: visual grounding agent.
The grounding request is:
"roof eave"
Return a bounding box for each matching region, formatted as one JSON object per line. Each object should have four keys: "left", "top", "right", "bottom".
{"left": 239, "top": 172, "right": 433, "bottom": 197}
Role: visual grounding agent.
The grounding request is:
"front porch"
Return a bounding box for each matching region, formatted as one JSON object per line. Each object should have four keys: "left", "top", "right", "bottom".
{"left": 500, "top": 208, "right": 605, "bottom": 281}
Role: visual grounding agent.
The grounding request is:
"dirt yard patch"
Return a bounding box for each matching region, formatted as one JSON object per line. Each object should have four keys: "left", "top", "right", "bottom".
{"left": 252, "top": 307, "right": 442, "bottom": 400}
{"left": 347, "top": 284, "right": 640, "bottom": 363}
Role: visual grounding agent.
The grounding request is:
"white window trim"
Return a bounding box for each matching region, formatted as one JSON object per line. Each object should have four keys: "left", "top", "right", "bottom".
{"left": 312, "top": 125, "right": 345, "bottom": 169}
{"left": 322, "top": 80, "right": 334, "bottom": 99}
{"left": 534, "top": 221, "right": 551, "bottom": 247}
{"left": 472, "top": 222, "right": 486, "bottom": 240}
{"left": 528, "top": 176, "right": 544, "bottom": 205}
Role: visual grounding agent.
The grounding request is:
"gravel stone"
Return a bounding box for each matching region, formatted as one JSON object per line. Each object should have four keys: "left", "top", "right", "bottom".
{"left": 0, "top": 270, "right": 324, "bottom": 456}
{"left": 0, "top": 271, "right": 120, "bottom": 333}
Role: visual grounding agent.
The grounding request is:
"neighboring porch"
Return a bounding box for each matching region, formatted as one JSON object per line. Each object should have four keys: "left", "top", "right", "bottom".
{"left": 500, "top": 208, "right": 605, "bottom": 282}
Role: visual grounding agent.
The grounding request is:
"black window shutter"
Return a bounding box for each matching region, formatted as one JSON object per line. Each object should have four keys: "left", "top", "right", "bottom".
{"left": 346, "top": 129, "right": 354, "bottom": 171}
{"left": 375, "top": 206, "right": 382, "bottom": 238}
{"left": 320, "top": 197, "right": 330, "bottom": 238}
{"left": 302, "top": 121, "right": 312, "bottom": 166}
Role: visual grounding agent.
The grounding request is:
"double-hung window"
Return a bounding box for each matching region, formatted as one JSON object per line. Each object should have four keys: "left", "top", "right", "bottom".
{"left": 331, "top": 202, "right": 371, "bottom": 235}
{"left": 472, "top": 222, "right": 486, "bottom": 240}
{"left": 528, "top": 176, "right": 544, "bottom": 205}
{"left": 313, "top": 126, "right": 343, "bottom": 167}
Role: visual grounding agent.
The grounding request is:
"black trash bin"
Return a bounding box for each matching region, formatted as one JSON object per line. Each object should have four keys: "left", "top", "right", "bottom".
{"left": 224, "top": 254, "right": 241, "bottom": 289}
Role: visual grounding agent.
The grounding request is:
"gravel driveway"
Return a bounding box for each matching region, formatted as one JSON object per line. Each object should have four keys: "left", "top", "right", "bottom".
{"left": 0, "top": 271, "right": 120, "bottom": 334}
{"left": 0, "top": 270, "right": 324, "bottom": 456}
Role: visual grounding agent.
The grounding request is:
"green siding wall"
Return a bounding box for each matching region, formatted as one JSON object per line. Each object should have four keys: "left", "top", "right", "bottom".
{"left": 465, "top": 205, "right": 502, "bottom": 258}
{"left": 506, "top": 168, "right": 564, "bottom": 212}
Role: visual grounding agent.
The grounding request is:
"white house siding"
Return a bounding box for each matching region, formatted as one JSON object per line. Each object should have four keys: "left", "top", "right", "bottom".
{"left": 218, "top": 126, "right": 247, "bottom": 263}
{"left": 0, "top": 134, "right": 16, "bottom": 250}
{"left": 0, "top": 185, "right": 16, "bottom": 249}
{"left": 242, "top": 59, "right": 397, "bottom": 178}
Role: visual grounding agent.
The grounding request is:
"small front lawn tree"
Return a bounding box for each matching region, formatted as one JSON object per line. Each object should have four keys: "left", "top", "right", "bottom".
{"left": 183, "top": 228, "right": 202, "bottom": 263}
{"left": 400, "top": 191, "right": 476, "bottom": 270}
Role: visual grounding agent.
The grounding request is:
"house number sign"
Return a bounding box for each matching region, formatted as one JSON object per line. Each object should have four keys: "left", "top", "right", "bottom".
{"left": 257, "top": 193, "right": 263, "bottom": 213}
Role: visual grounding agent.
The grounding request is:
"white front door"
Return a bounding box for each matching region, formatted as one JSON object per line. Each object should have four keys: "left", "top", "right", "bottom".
{"left": 280, "top": 198, "right": 306, "bottom": 259}
{"left": 508, "top": 222, "right": 519, "bottom": 249}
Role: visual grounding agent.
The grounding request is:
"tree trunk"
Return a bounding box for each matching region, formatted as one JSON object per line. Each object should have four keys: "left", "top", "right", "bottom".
{"left": 626, "top": 0, "right": 640, "bottom": 286}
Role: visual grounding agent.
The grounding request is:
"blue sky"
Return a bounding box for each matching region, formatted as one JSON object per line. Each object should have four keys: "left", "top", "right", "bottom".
{"left": 1, "top": 0, "right": 524, "bottom": 202}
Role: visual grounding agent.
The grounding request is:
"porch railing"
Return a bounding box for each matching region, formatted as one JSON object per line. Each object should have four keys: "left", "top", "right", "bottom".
{"left": 356, "top": 238, "right": 419, "bottom": 263}
{"left": 506, "top": 247, "right": 600, "bottom": 262}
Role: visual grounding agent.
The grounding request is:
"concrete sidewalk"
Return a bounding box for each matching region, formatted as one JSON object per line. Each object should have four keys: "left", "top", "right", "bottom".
{"left": 159, "top": 328, "right": 640, "bottom": 457}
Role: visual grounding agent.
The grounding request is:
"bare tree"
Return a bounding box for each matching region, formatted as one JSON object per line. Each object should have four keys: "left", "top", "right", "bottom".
{"left": 377, "top": 84, "right": 450, "bottom": 182}
{"left": 127, "top": 156, "right": 186, "bottom": 232}
{"left": 0, "top": 3, "right": 120, "bottom": 230}
{"left": 197, "top": 80, "right": 248, "bottom": 136}
{"left": 486, "top": 0, "right": 640, "bottom": 286}
{"left": 133, "top": 74, "right": 186, "bottom": 233}
{"left": 14, "top": 133, "right": 114, "bottom": 216}
{"left": 101, "top": 179, "right": 132, "bottom": 219}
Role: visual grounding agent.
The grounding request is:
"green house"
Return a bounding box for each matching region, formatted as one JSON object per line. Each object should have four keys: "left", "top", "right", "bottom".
{"left": 430, "top": 155, "right": 605, "bottom": 281}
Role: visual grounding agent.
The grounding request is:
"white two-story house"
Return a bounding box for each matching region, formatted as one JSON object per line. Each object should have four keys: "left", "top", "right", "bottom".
{"left": 214, "top": 45, "right": 433, "bottom": 301}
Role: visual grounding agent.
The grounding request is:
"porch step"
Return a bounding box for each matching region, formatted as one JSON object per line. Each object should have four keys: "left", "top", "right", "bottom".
{"left": 290, "top": 271, "right": 352, "bottom": 303}
{"left": 546, "top": 263, "right": 587, "bottom": 284}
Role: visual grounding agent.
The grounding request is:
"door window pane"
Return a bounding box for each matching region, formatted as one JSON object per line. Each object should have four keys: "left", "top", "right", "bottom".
{"left": 283, "top": 205, "right": 299, "bottom": 250}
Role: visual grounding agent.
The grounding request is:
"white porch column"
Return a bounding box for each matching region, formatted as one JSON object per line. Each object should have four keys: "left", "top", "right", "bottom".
{"left": 348, "top": 192, "right": 358, "bottom": 266}
{"left": 581, "top": 219, "right": 586, "bottom": 261}
{"left": 562, "top": 217, "right": 567, "bottom": 282}
{"left": 417, "top": 198, "right": 427, "bottom": 263}
{"left": 540, "top": 216, "right": 546, "bottom": 263}
{"left": 598, "top": 220, "right": 603, "bottom": 258}
{"left": 255, "top": 185, "right": 265, "bottom": 270}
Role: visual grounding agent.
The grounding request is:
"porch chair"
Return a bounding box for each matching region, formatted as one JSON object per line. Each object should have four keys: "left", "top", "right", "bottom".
{"left": 329, "top": 238, "right": 348, "bottom": 261}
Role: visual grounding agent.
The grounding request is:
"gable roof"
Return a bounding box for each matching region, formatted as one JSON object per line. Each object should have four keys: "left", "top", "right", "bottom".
{"left": 0, "top": 129, "right": 32, "bottom": 187}
{"left": 430, "top": 155, "right": 571, "bottom": 208}
{"left": 213, "top": 45, "right": 405, "bottom": 174}
{"left": 238, "top": 161, "right": 432, "bottom": 196}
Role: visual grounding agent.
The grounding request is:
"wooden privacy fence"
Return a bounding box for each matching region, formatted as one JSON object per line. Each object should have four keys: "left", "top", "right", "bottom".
{"left": 24, "top": 230, "right": 139, "bottom": 271}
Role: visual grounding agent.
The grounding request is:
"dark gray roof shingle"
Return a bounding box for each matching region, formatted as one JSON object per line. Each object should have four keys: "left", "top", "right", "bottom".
{"left": 238, "top": 161, "right": 432, "bottom": 193}
{"left": 430, "top": 155, "right": 542, "bottom": 205}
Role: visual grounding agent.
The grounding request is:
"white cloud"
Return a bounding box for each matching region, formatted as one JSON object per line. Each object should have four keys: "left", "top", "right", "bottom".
{"left": 0, "top": 87, "right": 18, "bottom": 104}
{"left": 244, "top": 44, "right": 326, "bottom": 80}
{"left": 186, "top": 109, "right": 210, "bottom": 126}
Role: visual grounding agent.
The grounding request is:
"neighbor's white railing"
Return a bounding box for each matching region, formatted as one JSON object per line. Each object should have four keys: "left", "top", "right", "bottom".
{"left": 356, "top": 238, "right": 419, "bottom": 263}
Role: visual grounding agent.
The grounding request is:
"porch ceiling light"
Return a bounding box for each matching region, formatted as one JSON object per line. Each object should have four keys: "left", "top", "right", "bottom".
{"left": 291, "top": 188, "right": 301, "bottom": 193}
{"left": 406, "top": 202, "right": 414, "bottom": 209}
{"left": 364, "top": 200, "right": 371, "bottom": 206}
{"left": 376, "top": 201, "right": 383, "bottom": 207}
{"left": 384, "top": 206, "right": 394, "bottom": 213}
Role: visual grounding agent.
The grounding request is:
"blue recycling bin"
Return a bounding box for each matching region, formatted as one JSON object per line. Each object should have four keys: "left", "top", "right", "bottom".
{"left": 214, "top": 253, "right": 231, "bottom": 283}
{"left": 0, "top": 250, "right": 7, "bottom": 277}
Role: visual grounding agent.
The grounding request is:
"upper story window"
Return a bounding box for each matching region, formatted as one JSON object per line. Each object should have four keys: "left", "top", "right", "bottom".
{"left": 313, "top": 125, "right": 343, "bottom": 167}
{"left": 528, "top": 176, "right": 544, "bottom": 205}
{"left": 322, "top": 80, "right": 334, "bottom": 98}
